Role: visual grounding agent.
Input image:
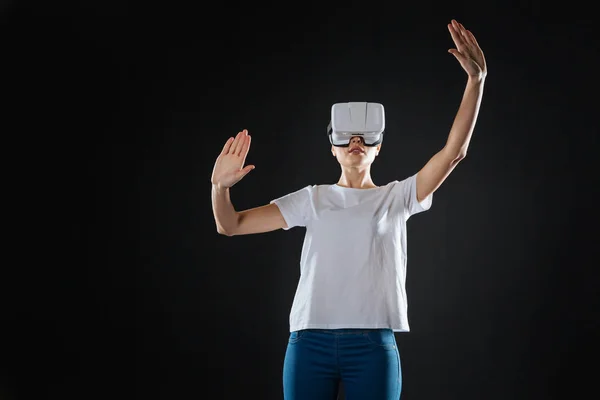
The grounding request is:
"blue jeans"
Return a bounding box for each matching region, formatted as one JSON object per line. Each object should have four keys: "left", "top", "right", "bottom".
{"left": 283, "top": 329, "right": 401, "bottom": 400}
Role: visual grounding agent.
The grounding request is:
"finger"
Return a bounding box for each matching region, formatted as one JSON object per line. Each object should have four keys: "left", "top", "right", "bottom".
{"left": 459, "top": 23, "right": 483, "bottom": 56}
{"left": 452, "top": 19, "right": 464, "bottom": 36}
{"left": 221, "top": 137, "right": 234, "bottom": 154}
{"left": 458, "top": 25, "right": 478, "bottom": 51}
{"left": 236, "top": 129, "right": 250, "bottom": 156}
{"left": 238, "top": 132, "right": 251, "bottom": 158}
{"left": 453, "top": 22, "right": 481, "bottom": 60}
{"left": 454, "top": 20, "right": 473, "bottom": 49}
{"left": 454, "top": 20, "right": 467, "bottom": 35}
{"left": 230, "top": 130, "right": 245, "bottom": 155}
{"left": 451, "top": 19, "right": 468, "bottom": 45}
{"left": 236, "top": 164, "right": 255, "bottom": 180}
{"left": 448, "top": 23, "right": 466, "bottom": 51}
{"left": 466, "top": 29, "right": 481, "bottom": 50}
{"left": 462, "top": 30, "right": 484, "bottom": 65}
{"left": 239, "top": 136, "right": 251, "bottom": 168}
{"left": 448, "top": 48, "right": 466, "bottom": 63}
{"left": 460, "top": 28, "right": 474, "bottom": 46}
{"left": 464, "top": 29, "right": 474, "bottom": 44}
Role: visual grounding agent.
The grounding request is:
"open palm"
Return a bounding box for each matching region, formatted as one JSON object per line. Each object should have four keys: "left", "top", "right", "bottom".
{"left": 211, "top": 129, "right": 255, "bottom": 189}
{"left": 448, "top": 19, "right": 487, "bottom": 79}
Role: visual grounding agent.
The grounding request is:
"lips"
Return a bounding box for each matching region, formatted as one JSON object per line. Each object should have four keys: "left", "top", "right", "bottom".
{"left": 349, "top": 147, "right": 364, "bottom": 154}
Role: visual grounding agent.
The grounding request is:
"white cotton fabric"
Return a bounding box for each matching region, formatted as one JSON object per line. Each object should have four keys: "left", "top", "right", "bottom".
{"left": 270, "top": 173, "right": 432, "bottom": 333}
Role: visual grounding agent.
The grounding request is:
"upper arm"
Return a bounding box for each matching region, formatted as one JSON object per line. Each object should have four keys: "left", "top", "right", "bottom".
{"left": 416, "top": 147, "right": 465, "bottom": 202}
{"left": 228, "top": 203, "right": 288, "bottom": 236}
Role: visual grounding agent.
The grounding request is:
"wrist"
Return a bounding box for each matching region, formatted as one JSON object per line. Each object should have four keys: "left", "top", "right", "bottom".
{"left": 467, "top": 73, "right": 486, "bottom": 85}
{"left": 212, "top": 182, "right": 230, "bottom": 193}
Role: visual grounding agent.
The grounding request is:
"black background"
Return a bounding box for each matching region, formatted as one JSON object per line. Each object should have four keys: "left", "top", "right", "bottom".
{"left": 2, "top": 1, "right": 599, "bottom": 399}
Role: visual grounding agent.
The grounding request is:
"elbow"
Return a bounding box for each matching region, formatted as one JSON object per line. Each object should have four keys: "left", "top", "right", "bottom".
{"left": 447, "top": 146, "right": 467, "bottom": 164}
{"left": 442, "top": 145, "right": 467, "bottom": 164}
{"left": 215, "top": 213, "right": 240, "bottom": 237}
{"left": 216, "top": 218, "right": 240, "bottom": 237}
{"left": 215, "top": 222, "right": 231, "bottom": 236}
{"left": 216, "top": 226, "right": 235, "bottom": 237}
{"left": 454, "top": 151, "right": 467, "bottom": 163}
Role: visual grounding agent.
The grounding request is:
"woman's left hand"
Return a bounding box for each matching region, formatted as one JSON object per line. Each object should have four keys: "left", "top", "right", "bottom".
{"left": 447, "top": 19, "right": 487, "bottom": 80}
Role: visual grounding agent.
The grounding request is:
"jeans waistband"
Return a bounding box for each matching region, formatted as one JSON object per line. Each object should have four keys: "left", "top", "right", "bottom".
{"left": 301, "top": 328, "right": 392, "bottom": 335}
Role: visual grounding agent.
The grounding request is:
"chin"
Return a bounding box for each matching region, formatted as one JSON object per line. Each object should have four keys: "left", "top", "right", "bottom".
{"left": 344, "top": 160, "right": 372, "bottom": 168}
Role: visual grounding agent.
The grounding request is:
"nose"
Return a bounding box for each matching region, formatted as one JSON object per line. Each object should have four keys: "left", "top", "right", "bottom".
{"left": 350, "top": 136, "right": 364, "bottom": 145}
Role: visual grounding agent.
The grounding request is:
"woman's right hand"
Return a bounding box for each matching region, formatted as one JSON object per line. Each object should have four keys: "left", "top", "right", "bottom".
{"left": 211, "top": 129, "right": 255, "bottom": 189}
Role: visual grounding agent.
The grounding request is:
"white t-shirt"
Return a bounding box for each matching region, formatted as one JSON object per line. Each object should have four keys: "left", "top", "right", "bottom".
{"left": 270, "top": 173, "right": 432, "bottom": 333}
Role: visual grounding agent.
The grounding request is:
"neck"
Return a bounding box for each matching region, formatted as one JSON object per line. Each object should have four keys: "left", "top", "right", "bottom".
{"left": 336, "top": 166, "right": 377, "bottom": 189}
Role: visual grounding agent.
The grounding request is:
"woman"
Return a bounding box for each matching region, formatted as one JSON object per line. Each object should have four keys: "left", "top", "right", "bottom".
{"left": 211, "top": 19, "right": 487, "bottom": 400}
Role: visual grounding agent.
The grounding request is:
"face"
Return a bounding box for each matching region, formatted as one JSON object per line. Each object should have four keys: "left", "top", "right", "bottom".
{"left": 331, "top": 136, "right": 381, "bottom": 168}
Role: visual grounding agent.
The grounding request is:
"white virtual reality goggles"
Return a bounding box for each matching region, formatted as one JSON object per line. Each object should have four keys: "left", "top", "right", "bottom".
{"left": 327, "top": 102, "right": 385, "bottom": 147}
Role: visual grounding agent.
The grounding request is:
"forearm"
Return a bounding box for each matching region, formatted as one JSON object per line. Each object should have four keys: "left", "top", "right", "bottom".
{"left": 444, "top": 76, "right": 485, "bottom": 158}
{"left": 211, "top": 184, "right": 239, "bottom": 235}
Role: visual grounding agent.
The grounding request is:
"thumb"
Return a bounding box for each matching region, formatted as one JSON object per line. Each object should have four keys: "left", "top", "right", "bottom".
{"left": 448, "top": 49, "right": 464, "bottom": 61}
{"left": 236, "top": 164, "right": 255, "bottom": 179}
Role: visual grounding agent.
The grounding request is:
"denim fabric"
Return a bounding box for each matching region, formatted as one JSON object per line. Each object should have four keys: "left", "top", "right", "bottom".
{"left": 283, "top": 329, "right": 401, "bottom": 400}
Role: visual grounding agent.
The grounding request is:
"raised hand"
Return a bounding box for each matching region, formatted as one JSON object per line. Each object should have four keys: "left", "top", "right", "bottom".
{"left": 447, "top": 19, "right": 487, "bottom": 80}
{"left": 211, "top": 129, "right": 255, "bottom": 189}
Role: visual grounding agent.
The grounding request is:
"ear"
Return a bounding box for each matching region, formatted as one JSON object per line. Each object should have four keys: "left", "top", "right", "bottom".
{"left": 331, "top": 145, "right": 336, "bottom": 157}
{"left": 376, "top": 144, "right": 382, "bottom": 156}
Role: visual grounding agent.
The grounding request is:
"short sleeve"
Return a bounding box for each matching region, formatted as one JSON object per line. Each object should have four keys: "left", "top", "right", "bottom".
{"left": 270, "top": 185, "right": 313, "bottom": 230}
{"left": 398, "top": 173, "right": 433, "bottom": 217}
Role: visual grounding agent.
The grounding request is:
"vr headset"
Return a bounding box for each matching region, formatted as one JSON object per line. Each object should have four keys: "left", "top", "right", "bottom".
{"left": 327, "top": 102, "right": 385, "bottom": 147}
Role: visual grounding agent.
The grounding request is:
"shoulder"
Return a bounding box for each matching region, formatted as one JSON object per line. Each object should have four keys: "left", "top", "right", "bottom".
{"left": 389, "top": 174, "right": 418, "bottom": 191}
{"left": 270, "top": 183, "right": 323, "bottom": 206}
{"left": 378, "top": 176, "right": 421, "bottom": 205}
{"left": 391, "top": 174, "right": 417, "bottom": 186}
{"left": 377, "top": 178, "right": 413, "bottom": 193}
